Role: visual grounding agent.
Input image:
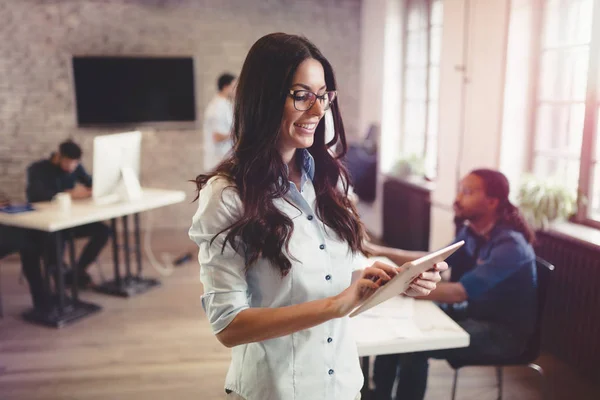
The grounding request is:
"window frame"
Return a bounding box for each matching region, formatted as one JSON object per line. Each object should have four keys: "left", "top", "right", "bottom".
{"left": 400, "top": 0, "right": 442, "bottom": 178}
{"left": 526, "top": 0, "right": 600, "bottom": 228}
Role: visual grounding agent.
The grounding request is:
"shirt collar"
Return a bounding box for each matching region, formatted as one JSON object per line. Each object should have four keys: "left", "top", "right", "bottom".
{"left": 464, "top": 219, "right": 499, "bottom": 241}
{"left": 299, "top": 149, "right": 315, "bottom": 181}
{"left": 282, "top": 149, "right": 316, "bottom": 190}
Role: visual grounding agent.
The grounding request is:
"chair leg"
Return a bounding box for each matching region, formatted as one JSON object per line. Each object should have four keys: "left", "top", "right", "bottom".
{"left": 528, "top": 363, "right": 548, "bottom": 400}
{"left": 495, "top": 366, "right": 503, "bottom": 400}
{"left": 451, "top": 368, "right": 459, "bottom": 400}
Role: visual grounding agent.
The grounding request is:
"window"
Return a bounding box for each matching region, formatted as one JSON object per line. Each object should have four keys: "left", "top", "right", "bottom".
{"left": 400, "top": 0, "right": 443, "bottom": 178}
{"left": 530, "top": 0, "right": 600, "bottom": 225}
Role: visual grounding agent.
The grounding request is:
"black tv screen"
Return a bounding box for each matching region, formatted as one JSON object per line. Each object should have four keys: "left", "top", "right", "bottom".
{"left": 72, "top": 56, "right": 196, "bottom": 125}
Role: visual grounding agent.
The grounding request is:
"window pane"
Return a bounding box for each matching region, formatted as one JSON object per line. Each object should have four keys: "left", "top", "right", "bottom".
{"left": 567, "top": 103, "right": 585, "bottom": 155}
{"left": 430, "top": 0, "right": 443, "bottom": 26}
{"left": 533, "top": 155, "right": 580, "bottom": 194}
{"left": 403, "top": 100, "right": 426, "bottom": 134}
{"left": 429, "top": 26, "right": 443, "bottom": 65}
{"left": 428, "top": 66, "right": 440, "bottom": 100}
{"left": 535, "top": 104, "right": 583, "bottom": 156}
{"left": 589, "top": 163, "right": 600, "bottom": 220}
{"left": 407, "top": 0, "right": 428, "bottom": 31}
{"left": 539, "top": 48, "right": 589, "bottom": 102}
{"left": 426, "top": 101, "right": 438, "bottom": 178}
{"left": 405, "top": 67, "right": 428, "bottom": 100}
{"left": 403, "top": 133, "right": 425, "bottom": 158}
{"left": 543, "top": 0, "right": 593, "bottom": 47}
{"left": 535, "top": 104, "right": 567, "bottom": 152}
{"left": 425, "top": 137, "right": 438, "bottom": 178}
{"left": 427, "top": 100, "right": 438, "bottom": 139}
{"left": 406, "top": 31, "right": 428, "bottom": 68}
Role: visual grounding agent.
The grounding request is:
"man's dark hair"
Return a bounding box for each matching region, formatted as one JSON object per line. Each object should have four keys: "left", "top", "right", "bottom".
{"left": 471, "top": 168, "right": 536, "bottom": 243}
{"left": 59, "top": 140, "right": 82, "bottom": 160}
{"left": 217, "top": 73, "right": 236, "bottom": 91}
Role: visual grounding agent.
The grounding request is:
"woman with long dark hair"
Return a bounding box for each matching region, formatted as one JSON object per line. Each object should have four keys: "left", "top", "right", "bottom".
{"left": 189, "top": 33, "right": 446, "bottom": 400}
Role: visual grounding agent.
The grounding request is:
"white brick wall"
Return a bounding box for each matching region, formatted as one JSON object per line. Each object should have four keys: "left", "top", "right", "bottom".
{"left": 0, "top": 0, "right": 361, "bottom": 230}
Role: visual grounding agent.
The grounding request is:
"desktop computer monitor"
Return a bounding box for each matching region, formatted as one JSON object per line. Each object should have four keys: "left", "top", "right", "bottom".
{"left": 92, "top": 131, "right": 142, "bottom": 203}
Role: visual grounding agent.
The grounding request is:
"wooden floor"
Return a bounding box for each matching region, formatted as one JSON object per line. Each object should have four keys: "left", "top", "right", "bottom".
{"left": 1, "top": 231, "right": 599, "bottom": 400}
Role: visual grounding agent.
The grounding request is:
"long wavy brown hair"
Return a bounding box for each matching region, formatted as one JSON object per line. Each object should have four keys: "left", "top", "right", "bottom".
{"left": 455, "top": 169, "right": 536, "bottom": 243}
{"left": 193, "top": 33, "right": 367, "bottom": 276}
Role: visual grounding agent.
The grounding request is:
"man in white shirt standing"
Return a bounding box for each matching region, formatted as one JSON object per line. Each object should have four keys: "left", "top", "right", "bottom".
{"left": 203, "top": 73, "right": 236, "bottom": 172}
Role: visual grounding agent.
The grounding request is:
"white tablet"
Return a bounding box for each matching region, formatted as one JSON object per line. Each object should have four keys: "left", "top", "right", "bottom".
{"left": 349, "top": 240, "right": 465, "bottom": 318}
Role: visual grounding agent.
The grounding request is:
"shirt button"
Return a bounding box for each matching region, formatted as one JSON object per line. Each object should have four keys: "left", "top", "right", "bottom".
{"left": 319, "top": 244, "right": 325, "bottom": 250}
{"left": 307, "top": 215, "right": 314, "bottom": 221}
{"left": 328, "top": 369, "right": 334, "bottom": 375}
{"left": 325, "top": 274, "right": 331, "bottom": 281}
{"left": 327, "top": 337, "right": 333, "bottom": 343}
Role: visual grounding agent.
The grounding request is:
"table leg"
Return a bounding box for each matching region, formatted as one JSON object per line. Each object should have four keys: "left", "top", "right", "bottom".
{"left": 94, "top": 213, "right": 160, "bottom": 297}
{"left": 22, "top": 231, "right": 102, "bottom": 328}
{"left": 122, "top": 215, "right": 132, "bottom": 281}
{"left": 66, "top": 231, "right": 78, "bottom": 303}
{"left": 111, "top": 218, "right": 121, "bottom": 288}
{"left": 134, "top": 213, "right": 142, "bottom": 277}
{"left": 54, "top": 231, "right": 65, "bottom": 314}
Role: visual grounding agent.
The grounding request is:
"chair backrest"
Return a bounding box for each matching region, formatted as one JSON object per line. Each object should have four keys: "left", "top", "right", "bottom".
{"left": 521, "top": 256, "right": 555, "bottom": 360}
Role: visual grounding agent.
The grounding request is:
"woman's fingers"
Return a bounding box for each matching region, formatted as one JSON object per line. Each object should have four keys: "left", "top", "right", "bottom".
{"left": 410, "top": 278, "right": 437, "bottom": 291}
{"left": 405, "top": 284, "right": 432, "bottom": 297}
{"left": 419, "top": 270, "right": 442, "bottom": 283}
{"left": 433, "top": 262, "right": 449, "bottom": 272}
{"left": 370, "top": 261, "right": 399, "bottom": 277}
{"left": 362, "top": 265, "right": 393, "bottom": 282}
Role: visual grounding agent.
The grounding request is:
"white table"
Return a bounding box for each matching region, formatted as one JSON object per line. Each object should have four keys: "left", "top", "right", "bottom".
{"left": 0, "top": 188, "right": 185, "bottom": 232}
{"left": 354, "top": 297, "right": 470, "bottom": 356}
{"left": 352, "top": 296, "right": 470, "bottom": 398}
{"left": 0, "top": 188, "right": 186, "bottom": 327}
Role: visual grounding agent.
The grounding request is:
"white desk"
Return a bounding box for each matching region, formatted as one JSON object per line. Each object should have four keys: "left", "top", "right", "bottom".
{"left": 352, "top": 297, "right": 470, "bottom": 398}
{"left": 353, "top": 297, "right": 470, "bottom": 356}
{"left": 0, "top": 188, "right": 186, "bottom": 327}
{"left": 0, "top": 188, "right": 185, "bottom": 232}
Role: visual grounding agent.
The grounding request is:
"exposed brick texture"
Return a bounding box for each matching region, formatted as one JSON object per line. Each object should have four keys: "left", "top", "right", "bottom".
{"left": 0, "top": 0, "right": 361, "bottom": 230}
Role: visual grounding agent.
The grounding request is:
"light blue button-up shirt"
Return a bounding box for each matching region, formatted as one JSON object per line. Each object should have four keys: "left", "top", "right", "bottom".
{"left": 189, "top": 150, "right": 366, "bottom": 400}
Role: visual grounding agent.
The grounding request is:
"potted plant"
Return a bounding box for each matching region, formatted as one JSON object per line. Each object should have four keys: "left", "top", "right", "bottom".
{"left": 391, "top": 154, "right": 426, "bottom": 179}
{"left": 516, "top": 175, "right": 582, "bottom": 231}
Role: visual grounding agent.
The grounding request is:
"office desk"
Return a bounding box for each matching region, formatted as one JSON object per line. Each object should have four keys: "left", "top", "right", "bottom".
{"left": 353, "top": 297, "right": 470, "bottom": 398}
{"left": 0, "top": 188, "right": 186, "bottom": 327}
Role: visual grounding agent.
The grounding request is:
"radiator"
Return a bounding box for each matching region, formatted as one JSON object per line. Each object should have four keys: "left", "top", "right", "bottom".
{"left": 535, "top": 230, "right": 600, "bottom": 382}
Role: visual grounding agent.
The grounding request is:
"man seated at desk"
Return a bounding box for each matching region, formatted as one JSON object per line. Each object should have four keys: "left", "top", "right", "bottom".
{"left": 366, "top": 169, "right": 537, "bottom": 400}
{"left": 26, "top": 139, "right": 110, "bottom": 288}
{"left": 0, "top": 194, "right": 49, "bottom": 311}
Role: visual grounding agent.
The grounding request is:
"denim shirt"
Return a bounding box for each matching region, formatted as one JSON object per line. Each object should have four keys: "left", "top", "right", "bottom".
{"left": 447, "top": 224, "right": 537, "bottom": 338}
{"left": 189, "top": 150, "right": 366, "bottom": 400}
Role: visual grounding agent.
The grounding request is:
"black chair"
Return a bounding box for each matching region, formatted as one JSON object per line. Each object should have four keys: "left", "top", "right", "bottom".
{"left": 448, "top": 256, "right": 555, "bottom": 400}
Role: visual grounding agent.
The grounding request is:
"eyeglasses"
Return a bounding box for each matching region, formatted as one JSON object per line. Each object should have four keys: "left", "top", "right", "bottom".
{"left": 288, "top": 89, "right": 337, "bottom": 111}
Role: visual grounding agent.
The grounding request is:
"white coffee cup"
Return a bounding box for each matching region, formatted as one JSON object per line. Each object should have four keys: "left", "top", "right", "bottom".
{"left": 54, "top": 192, "right": 72, "bottom": 212}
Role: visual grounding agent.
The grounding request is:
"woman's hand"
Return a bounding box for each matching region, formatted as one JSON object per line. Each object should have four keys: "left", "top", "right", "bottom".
{"left": 332, "top": 261, "right": 398, "bottom": 317}
{"left": 403, "top": 262, "right": 448, "bottom": 297}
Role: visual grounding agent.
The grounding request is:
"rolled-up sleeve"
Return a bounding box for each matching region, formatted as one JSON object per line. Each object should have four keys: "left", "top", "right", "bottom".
{"left": 188, "top": 177, "right": 249, "bottom": 334}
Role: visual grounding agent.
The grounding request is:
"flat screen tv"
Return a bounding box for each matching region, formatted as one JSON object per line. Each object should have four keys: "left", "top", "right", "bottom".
{"left": 72, "top": 56, "right": 196, "bottom": 126}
